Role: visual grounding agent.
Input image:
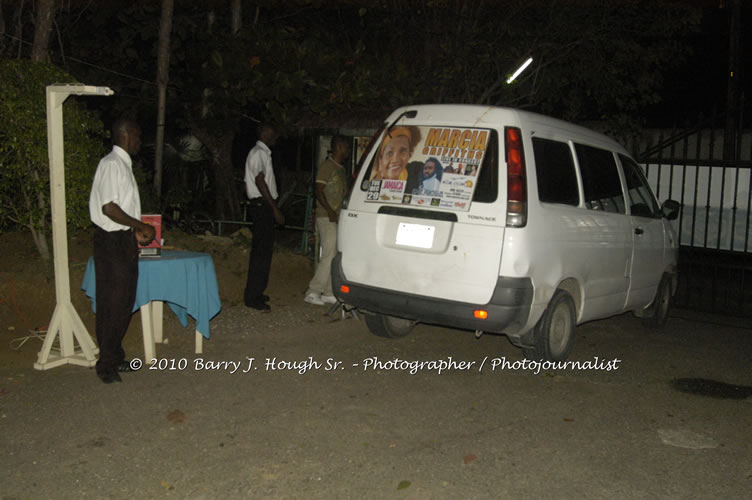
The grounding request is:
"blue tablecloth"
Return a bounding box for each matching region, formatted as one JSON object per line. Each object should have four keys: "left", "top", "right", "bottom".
{"left": 81, "top": 250, "right": 222, "bottom": 339}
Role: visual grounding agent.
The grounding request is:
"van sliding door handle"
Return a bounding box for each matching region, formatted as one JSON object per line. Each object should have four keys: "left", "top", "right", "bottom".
{"left": 634, "top": 227, "right": 644, "bottom": 235}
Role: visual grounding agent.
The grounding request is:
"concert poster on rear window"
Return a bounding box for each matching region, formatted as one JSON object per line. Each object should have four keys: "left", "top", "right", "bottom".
{"left": 363, "top": 126, "right": 489, "bottom": 211}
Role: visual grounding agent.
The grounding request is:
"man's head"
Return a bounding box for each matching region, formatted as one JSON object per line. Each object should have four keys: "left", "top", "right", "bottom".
{"left": 330, "top": 135, "right": 351, "bottom": 163}
{"left": 422, "top": 157, "right": 442, "bottom": 182}
{"left": 112, "top": 118, "right": 142, "bottom": 156}
{"left": 257, "top": 123, "right": 279, "bottom": 147}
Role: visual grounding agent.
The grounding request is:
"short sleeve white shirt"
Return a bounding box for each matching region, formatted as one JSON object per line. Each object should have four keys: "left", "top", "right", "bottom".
{"left": 89, "top": 146, "right": 141, "bottom": 231}
{"left": 244, "top": 140, "right": 278, "bottom": 200}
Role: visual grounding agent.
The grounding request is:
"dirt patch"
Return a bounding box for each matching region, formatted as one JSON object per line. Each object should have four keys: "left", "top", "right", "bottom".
{"left": 0, "top": 227, "right": 316, "bottom": 366}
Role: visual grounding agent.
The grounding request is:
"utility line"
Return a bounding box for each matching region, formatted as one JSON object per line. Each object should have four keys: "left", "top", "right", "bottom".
{"left": 2, "top": 32, "right": 157, "bottom": 87}
{"left": 3, "top": 32, "right": 259, "bottom": 120}
{"left": 66, "top": 55, "right": 157, "bottom": 87}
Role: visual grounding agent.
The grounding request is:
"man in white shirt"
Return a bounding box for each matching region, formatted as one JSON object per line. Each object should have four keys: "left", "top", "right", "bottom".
{"left": 243, "top": 123, "right": 285, "bottom": 312}
{"left": 89, "top": 118, "right": 155, "bottom": 384}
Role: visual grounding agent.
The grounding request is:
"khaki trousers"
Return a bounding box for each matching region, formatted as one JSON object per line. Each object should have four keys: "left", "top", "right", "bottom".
{"left": 307, "top": 218, "right": 338, "bottom": 295}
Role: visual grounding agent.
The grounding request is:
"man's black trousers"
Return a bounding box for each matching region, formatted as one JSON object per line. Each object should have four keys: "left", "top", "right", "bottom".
{"left": 93, "top": 227, "right": 138, "bottom": 374}
{"left": 244, "top": 198, "right": 275, "bottom": 303}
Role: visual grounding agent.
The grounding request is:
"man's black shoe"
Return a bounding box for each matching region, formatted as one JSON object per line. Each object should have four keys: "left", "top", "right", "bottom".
{"left": 117, "top": 361, "right": 137, "bottom": 373}
{"left": 245, "top": 299, "right": 271, "bottom": 312}
{"left": 244, "top": 293, "right": 270, "bottom": 303}
{"left": 98, "top": 370, "right": 122, "bottom": 384}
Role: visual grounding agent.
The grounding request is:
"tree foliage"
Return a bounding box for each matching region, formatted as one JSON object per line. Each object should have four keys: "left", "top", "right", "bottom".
{"left": 7, "top": 0, "right": 700, "bottom": 222}
{"left": 15, "top": 0, "right": 705, "bottom": 129}
{"left": 0, "top": 59, "right": 105, "bottom": 257}
{"left": 346, "top": 0, "right": 699, "bottom": 132}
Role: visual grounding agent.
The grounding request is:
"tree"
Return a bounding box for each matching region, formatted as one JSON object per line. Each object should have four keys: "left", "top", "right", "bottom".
{"left": 30, "top": 0, "right": 55, "bottom": 61}
{"left": 0, "top": 0, "right": 24, "bottom": 58}
{"left": 0, "top": 60, "right": 105, "bottom": 260}
{"left": 0, "top": 1, "right": 6, "bottom": 48}
{"left": 231, "top": 0, "right": 241, "bottom": 35}
{"left": 154, "top": 0, "right": 175, "bottom": 201}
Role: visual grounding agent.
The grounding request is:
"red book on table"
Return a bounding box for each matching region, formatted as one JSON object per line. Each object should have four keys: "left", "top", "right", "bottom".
{"left": 138, "top": 214, "right": 162, "bottom": 256}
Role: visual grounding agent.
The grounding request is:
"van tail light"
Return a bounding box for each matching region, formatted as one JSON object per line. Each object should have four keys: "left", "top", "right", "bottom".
{"left": 340, "top": 285, "right": 350, "bottom": 294}
{"left": 505, "top": 127, "right": 527, "bottom": 227}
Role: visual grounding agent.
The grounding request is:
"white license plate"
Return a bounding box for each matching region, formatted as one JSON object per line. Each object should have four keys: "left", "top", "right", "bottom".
{"left": 395, "top": 222, "right": 435, "bottom": 249}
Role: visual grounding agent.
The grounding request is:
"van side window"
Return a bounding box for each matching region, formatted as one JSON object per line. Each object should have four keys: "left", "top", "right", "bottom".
{"left": 472, "top": 130, "right": 499, "bottom": 203}
{"left": 532, "top": 137, "right": 579, "bottom": 206}
{"left": 619, "top": 154, "right": 661, "bottom": 218}
{"left": 574, "top": 144, "right": 625, "bottom": 214}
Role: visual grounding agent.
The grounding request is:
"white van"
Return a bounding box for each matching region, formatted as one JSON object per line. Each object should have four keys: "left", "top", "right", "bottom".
{"left": 333, "top": 105, "right": 680, "bottom": 361}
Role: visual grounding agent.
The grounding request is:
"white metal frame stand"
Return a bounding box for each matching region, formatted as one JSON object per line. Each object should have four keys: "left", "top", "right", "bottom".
{"left": 34, "top": 84, "right": 113, "bottom": 370}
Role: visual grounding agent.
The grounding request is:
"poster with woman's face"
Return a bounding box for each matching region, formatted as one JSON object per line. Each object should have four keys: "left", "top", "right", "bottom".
{"left": 364, "top": 125, "right": 490, "bottom": 211}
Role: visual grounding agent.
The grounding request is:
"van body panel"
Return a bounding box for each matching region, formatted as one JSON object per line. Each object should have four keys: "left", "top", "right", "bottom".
{"left": 332, "top": 253, "right": 533, "bottom": 334}
{"left": 520, "top": 118, "right": 636, "bottom": 321}
{"left": 338, "top": 210, "right": 505, "bottom": 304}
{"left": 626, "top": 215, "right": 666, "bottom": 307}
{"left": 500, "top": 204, "right": 632, "bottom": 325}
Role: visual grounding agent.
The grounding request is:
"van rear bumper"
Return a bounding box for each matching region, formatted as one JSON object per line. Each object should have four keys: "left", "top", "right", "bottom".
{"left": 331, "top": 253, "right": 532, "bottom": 334}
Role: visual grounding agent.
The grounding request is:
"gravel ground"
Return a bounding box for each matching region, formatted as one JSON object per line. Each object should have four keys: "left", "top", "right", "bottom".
{"left": 2, "top": 229, "right": 751, "bottom": 498}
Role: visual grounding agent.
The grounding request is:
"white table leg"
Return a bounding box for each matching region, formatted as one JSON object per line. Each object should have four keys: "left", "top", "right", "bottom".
{"left": 140, "top": 302, "right": 156, "bottom": 361}
{"left": 153, "top": 301, "right": 165, "bottom": 344}
{"left": 195, "top": 330, "right": 203, "bottom": 354}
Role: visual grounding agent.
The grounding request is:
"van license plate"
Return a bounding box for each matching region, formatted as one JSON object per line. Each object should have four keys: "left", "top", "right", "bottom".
{"left": 396, "top": 223, "right": 435, "bottom": 249}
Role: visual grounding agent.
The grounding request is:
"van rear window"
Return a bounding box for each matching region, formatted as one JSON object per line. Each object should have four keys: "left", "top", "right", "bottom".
{"left": 360, "top": 126, "right": 498, "bottom": 211}
{"left": 471, "top": 130, "right": 498, "bottom": 203}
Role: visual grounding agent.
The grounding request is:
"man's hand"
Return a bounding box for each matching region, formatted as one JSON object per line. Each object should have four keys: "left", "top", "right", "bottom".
{"left": 102, "top": 202, "right": 157, "bottom": 244}
{"left": 136, "top": 223, "right": 156, "bottom": 245}
{"left": 273, "top": 206, "right": 285, "bottom": 226}
{"left": 327, "top": 208, "right": 338, "bottom": 223}
{"left": 315, "top": 184, "right": 338, "bottom": 223}
{"left": 256, "top": 172, "right": 285, "bottom": 225}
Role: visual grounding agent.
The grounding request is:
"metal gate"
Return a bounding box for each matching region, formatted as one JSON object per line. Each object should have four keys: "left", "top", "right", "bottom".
{"left": 632, "top": 110, "right": 752, "bottom": 317}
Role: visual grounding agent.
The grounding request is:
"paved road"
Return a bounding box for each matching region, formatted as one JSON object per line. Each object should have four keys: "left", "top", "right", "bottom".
{"left": 2, "top": 307, "right": 750, "bottom": 498}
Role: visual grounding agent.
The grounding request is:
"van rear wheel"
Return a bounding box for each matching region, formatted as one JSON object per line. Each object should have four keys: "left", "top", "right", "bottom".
{"left": 364, "top": 314, "right": 416, "bottom": 338}
{"left": 523, "top": 290, "right": 576, "bottom": 362}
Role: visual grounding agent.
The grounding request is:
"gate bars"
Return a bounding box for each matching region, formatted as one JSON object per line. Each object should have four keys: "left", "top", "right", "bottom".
{"left": 632, "top": 108, "right": 752, "bottom": 317}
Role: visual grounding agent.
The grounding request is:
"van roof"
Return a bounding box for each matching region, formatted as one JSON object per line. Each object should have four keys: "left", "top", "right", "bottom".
{"left": 385, "top": 104, "right": 627, "bottom": 154}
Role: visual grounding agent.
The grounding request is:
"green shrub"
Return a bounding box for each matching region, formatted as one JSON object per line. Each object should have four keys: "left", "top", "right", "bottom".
{"left": 0, "top": 59, "right": 105, "bottom": 258}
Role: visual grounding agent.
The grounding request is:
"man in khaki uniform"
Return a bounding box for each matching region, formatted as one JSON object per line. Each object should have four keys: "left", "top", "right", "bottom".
{"left": 304, "top": 135, "right": 351, "bottom": 305}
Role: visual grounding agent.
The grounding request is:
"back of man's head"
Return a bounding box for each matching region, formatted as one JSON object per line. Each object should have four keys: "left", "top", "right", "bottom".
{"left": 112, "top": 118, "right": 139, "bottom": 148}
{"left": 330, "top": 135, "right": 349, "bottom": 153}
{"left": 257, "top": 123, "right": 277, "bottom": 142}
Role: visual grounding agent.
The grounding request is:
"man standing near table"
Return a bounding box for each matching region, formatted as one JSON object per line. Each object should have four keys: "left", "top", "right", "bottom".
{"left": 89, "top": 118, "right": 155, "bottom": 384}
{"left": 304, "top": 135, "right": 351, "bottom": 305}
{"left": 243, "top": 123, "right": 285, "bottom": 312}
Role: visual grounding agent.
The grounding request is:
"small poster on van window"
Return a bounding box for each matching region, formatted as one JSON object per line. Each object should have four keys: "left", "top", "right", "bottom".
{"left": 365, "top": 126, "right": 489, "bottom": 211}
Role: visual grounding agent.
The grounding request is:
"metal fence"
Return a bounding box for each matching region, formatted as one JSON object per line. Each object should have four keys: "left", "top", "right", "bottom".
{"left": 631, "top": 111, "right": 752, "bottom": 317}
